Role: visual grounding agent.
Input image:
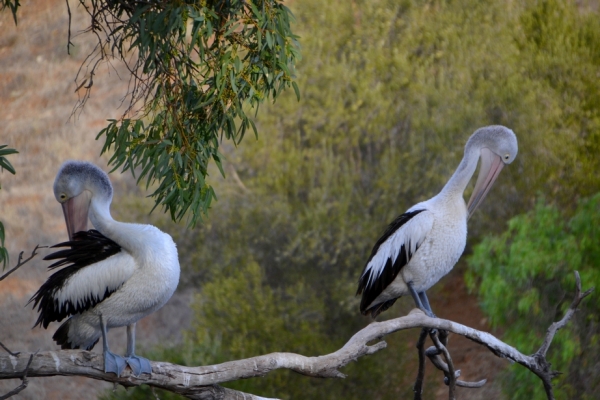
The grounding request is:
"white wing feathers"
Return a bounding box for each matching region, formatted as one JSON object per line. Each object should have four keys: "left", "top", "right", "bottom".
{"left": 364, "top": 210, "right": 434, "bottom": 287}
{"left": 55, "top": 252, "right": 136, "bottom": 312}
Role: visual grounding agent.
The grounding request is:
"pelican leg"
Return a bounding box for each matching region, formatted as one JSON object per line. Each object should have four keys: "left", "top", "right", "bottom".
{"left": 99, "top": 313, "right": 126, "bottom": 377}
{"left": 418, "top": 291, "right": 436, "bottom": 318}
{"left": 124, "top": 323, "right": 152, "bottom": 376}
{"left": 407, "top": 282, "right": 436, "bottom": 318}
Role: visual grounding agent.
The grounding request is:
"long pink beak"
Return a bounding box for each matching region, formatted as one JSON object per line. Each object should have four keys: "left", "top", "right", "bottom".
{"left": 61, "top": 191, "right": 91, "bottom": 240}
{"left": 467, "top": 148, "right": 504, "bottom": 219}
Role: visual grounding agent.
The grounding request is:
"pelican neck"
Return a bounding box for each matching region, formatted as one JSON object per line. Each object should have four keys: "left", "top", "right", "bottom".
{"left": 438, "top": 145, "right": 481, "bottom": 200}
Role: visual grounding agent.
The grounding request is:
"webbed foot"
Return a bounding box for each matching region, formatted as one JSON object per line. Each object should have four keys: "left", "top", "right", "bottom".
{"left": 104, "top": 350, "right": 127, "bottom": 377}
{"left": 125, "top": 354, "right": 152, "bottom": 376}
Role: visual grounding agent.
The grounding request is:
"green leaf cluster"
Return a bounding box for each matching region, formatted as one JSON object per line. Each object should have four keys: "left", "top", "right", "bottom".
{"left": 93, "top": 0, "right": 300, "bottom": 226}
{"left": 466, "top": 194, "right": 600, "bottom": 399}
{"left": 0, "top": 145, "right": 17, "bottom": 270}
{"left": 0, "top": 145, "right": 17, "bottom": 183}
{"left": 0, "top": 0, "right": 19, "bottom": 24}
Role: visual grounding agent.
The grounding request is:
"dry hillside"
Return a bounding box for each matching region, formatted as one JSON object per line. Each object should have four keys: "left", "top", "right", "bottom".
{"left": 0, "top": 1, "right": 191, "bottom": 398}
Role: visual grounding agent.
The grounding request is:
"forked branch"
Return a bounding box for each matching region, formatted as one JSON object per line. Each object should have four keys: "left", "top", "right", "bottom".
{"left": 0, "top": 271, "right": 592, "bottom": 399}
{"left": 412, "top": 270, "right": 593, "bottom": 400}
{"left": 0, "top": 351, "right": 35, "bottom": 400}
{"left": 0, "top": 246, "right": 40, "bottom": 282}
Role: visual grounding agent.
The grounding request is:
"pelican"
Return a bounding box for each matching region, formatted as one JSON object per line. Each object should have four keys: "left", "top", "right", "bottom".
{"left": 29, "top": 161, "right": 180, "bottom": 376}
{"left": 357, "top": 125, "right": 517, "bottom": 318}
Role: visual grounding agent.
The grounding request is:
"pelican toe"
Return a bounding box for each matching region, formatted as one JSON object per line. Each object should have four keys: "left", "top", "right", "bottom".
{"left": 125, "top": 354, "right": 152, "bottom": 376}
{"left": 104, "top": 350, "right": 127, "bottom": 377}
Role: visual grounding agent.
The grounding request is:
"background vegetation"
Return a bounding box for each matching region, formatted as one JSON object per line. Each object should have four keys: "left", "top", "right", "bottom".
{"left": 1, "top": 0, "right": 598, "bottom": 399}
{"left": 103, "top": 0, "right": 600, "bottom": 399}
{"left": 467, "top": 195, "right": 600, "bottom": 400}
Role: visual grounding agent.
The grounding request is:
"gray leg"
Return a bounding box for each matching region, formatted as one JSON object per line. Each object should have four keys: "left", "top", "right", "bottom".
{"left": 418, "top": 291, "right": 436, "bottom": 318}
{"left": 124, "top": 323, "right": 152, "bottom": 376}
{"left": 407, "top": 282, "right": 436, "bottom": 318}
{"left": 99, "top": 313, "right": 126, "bottom": 376}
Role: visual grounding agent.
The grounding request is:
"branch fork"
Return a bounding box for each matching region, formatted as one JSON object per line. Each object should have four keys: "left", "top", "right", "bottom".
{"left": 0, "top": 271, "right": 593, "bottom": 400}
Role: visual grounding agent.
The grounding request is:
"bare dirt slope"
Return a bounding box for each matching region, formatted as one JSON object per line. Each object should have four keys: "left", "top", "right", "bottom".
{"left": 1, "top": 1, "right": 191, "bottom": 398}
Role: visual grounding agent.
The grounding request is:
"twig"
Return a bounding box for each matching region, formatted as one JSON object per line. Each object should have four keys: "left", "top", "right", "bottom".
{"left": 0, "top": 343, "right": 19, "bottom": 357}
{"left": 65, "top": 0, "right": 73, "bottom": 55}
{"left": 430, "top": 332, "right": 456, "bottom": 400}
{"left": 413, "top": 328, "right": 428, "bottom": 400}
{"left": 417, "top": 328, "right": 486, "bottom": 393}
{"left": 537, "top": 271, "right": 594, "bottom": 358}
{"left": 0, "top": 246, "right": 41, "bottom": 282}
{"left": 422, "top": 344, "right": 487, "bottom": 390}
{"left": 529, "top": 271, "right": 594, "bottom": 400}
{"left": 0, "top": 352, "right": 36, "bottom": 400}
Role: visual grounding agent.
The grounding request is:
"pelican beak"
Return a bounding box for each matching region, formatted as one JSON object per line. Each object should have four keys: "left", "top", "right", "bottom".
{"left": 61, "top": 191, "right": 91, "bottom": 240}
{"left": 467, "top": 148, "right": 504, "bottom": 219}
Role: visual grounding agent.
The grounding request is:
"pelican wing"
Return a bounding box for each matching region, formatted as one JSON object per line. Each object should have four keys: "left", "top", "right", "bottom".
{"left": 29, "top": 230, "right": 135, "bottom": 328}
{"left": 44, "top": 230, "right": 121, "bottom": 270}
{"left": 357, "top": 209, "right": 433, "bottom": 315}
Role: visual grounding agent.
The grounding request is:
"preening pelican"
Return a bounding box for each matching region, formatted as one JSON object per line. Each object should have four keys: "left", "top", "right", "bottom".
{"left": 29, "top": 161, "right": 180, "bottom": 376}
{"left": 357, "top": 125, "right": 518, "bottom": 318}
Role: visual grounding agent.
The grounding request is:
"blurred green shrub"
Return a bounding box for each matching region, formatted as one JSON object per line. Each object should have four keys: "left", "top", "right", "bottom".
{"left": 466, "top": 194, "right": 600, "bottom": 399}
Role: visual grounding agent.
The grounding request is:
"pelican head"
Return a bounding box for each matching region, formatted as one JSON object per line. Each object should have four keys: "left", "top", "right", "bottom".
{"left": 53, "top": 161, "right": 113, "bottom": 240}
{"left": 466, "top": 125, "right": 518, "bottom": 217}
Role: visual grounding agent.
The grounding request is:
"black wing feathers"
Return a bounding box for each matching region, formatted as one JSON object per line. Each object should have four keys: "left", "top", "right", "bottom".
{"left": 357, "top": 209, "right": 425, "bottom": 317}
{"left": 44, "top": 230, "right": 121, "bottom": 269}
{"left": 52, "top": 318, "right": 99, "bottom": 350}
{"left": 29, "top": 230, "right": 121, "bottom": 329}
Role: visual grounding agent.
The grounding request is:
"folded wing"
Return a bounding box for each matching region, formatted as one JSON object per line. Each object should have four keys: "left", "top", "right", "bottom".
{"left": 357, "top": 209, "right": 434, "bottom": 315}
{"left": 29, "top": 230, "right": 135, "bottom": 328}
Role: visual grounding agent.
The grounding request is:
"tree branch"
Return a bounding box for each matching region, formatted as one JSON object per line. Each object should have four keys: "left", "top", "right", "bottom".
{"left": 0, "top": 342, "right": 19, "bottom": 357}
{"left": 0, "top": 352, "right": 35, "bottom": 400}
{"left": 413, "top": 328, "right": 428, "bottom": 400}
{"left": 0, "top": 271, "right": 592, "bottom": 399}
{"left": 530, "top": 271, "right": 594, "bottom": 400}
{"left": 537, "top": 271, "right": 593, "bottom": 359}
{"left": 0, "top": 246, "right": 40, "bottom": 282}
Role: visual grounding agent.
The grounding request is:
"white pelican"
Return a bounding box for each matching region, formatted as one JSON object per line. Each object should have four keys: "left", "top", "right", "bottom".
{"left": 29, "top": 161, "right": 180, "bottom": 376}
{"left": 357, "top": 125, "right": 518, "bottom": 318}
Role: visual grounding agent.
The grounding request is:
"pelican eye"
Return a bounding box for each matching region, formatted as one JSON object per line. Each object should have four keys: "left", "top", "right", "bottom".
{"left": 58, "top": 193, "right": 68, "bottom": 202}
{"left": 503, "top": 153, "right": 510, "bottom": 161}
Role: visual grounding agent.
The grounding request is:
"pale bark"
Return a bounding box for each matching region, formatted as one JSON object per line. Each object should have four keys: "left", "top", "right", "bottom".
{"left": 0, "top": 252, "right": 593, "bottom": 400}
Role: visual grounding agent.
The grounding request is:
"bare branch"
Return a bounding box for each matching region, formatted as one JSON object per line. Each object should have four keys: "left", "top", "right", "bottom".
{"left": 0, "top": 343, "right": 19, "bottom": 357}
{"left": 413, "top": 328, "right": 428, "bottom": 400}
{"left": 429, "top": 331, "right": 456, "bottom": 399}
{"left": 65, "top": 0, "right": 73, "bottom": 55}
{"left": 537, "top": 271, "right": 594, "bottom": 359}
{"left": 0, "top": 350, "right": 277, "bottom": 400}
{"left": 0, "top": 246, "right": 40, "bottom": 282}
{"left": 423, "top": 343, "right": 486, "bottom": 390}
{"left": 529, "top": 270, "right": 594, "bottom": 400}
{"left": 0, "top": 310, "right": 566, "bottom": 398}
{"left": 0, "top": 273, "right": 592, "bottom": 399}
{"left": 0, "top": 352, "right": 35, "bottom": 400}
